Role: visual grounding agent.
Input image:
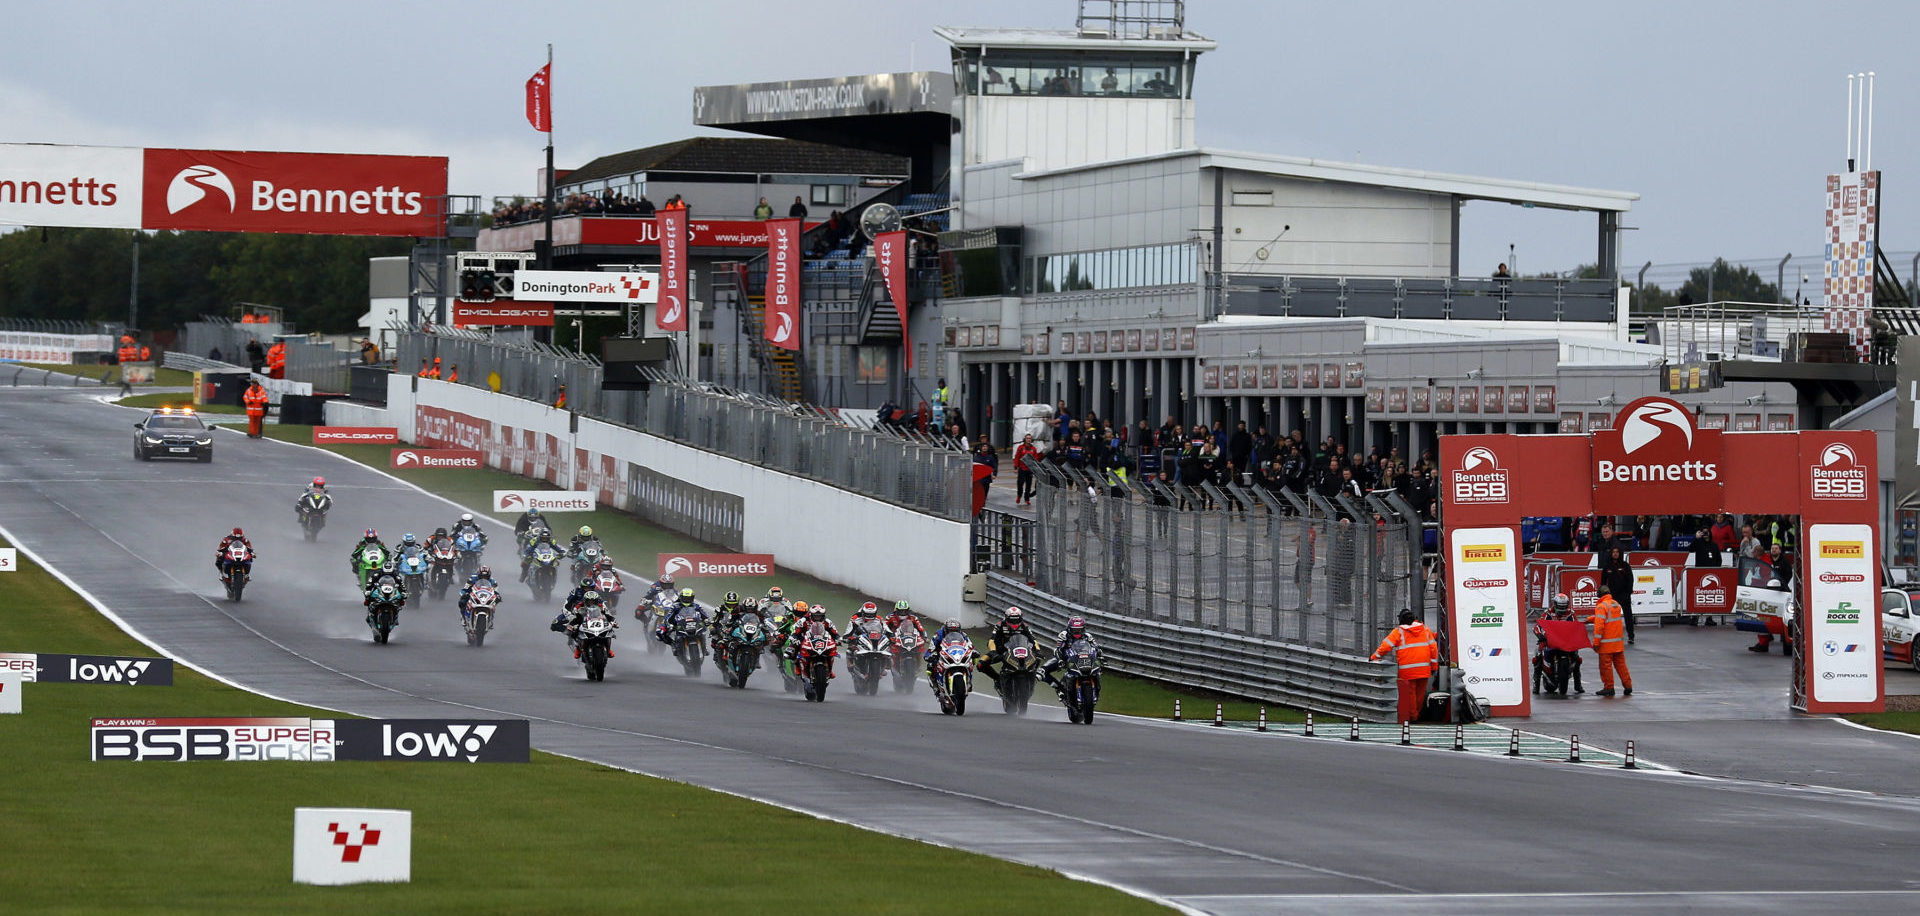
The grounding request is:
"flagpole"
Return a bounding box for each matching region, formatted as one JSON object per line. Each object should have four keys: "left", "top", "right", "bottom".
{"left": 541, "top": 43, "right": 554, "bottom": 272}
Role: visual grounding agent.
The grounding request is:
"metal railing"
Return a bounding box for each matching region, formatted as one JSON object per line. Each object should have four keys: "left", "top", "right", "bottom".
{"left": 1217, "top": 274, "right": 1620, "bottom": 323}
{"left": 0, "top": 317, "right": 119, "bottom": 336}
{"left": 178, "top": 319, "right": 274, "bottom": 369}
{"left": 983, "top": 575, "right": 1398, "bottom": 721}
{"left": 394, "top": 328, "right": 974, "bottom": 521}
{"left": 283, "top": 339, "right": 353, "bottom": 393}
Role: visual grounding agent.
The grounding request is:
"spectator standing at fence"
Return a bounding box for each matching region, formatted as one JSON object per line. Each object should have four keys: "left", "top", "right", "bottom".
{"left": 1601, "top": 546, "right": 1636, "bottom": 645}
{"left": 1371, "top": 609, "right": 1439, "bottom": 722}
{"left": 1227, "top": 421, "right": 1253, "bottom": 485}
{"left": 447, "top": 364, "right": 460, "bottom": 384}
{"left": 1710, "top": 514, "right": 1738, "bottom": 553}
{"left": 554, "top": 385, "right": 567, "bottom": 410}
{"left": 789, "top": 195, "right": 808, "bottom": 218}
{"left": 1692, "top": 528, "right": 1721, "bottom": 568}
{"left": 1331, "top": 517, "right": 1358, "bottom": 607}
{"left": 1738, "top": 524, "right": 1762, "bottom": 561}
{"left": 1151, "top": 472, "right": 1175, "bottom": 534}
{"left": 754, "top": 197, "right": 773, "bottom": 219}
{"left": 1054, "top": 401, "right": 1074, "bottom": 441}
{"left": 245, "top": 338, "right": 266, "bottom": 373}
{"left": 932, "top": 377, "right": 951, "bottom": 429}
{"left": 359, "top": 339, "right": 379, "bottom": 364}
{"left": 1013, "top": 434, "right": 1041, "bottom": 506}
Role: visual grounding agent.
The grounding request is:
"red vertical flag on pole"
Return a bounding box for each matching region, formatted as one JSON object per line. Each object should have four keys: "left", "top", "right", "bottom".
{"left": 656, "top": 204, "right": 688, "bottom": 331}
{"left": 526, "top": 63, "right": 552, "bottom": 132}
{"left": 764, "top": 218, "right": 802, "bottom": 351}
{"left": 874, "top": 230, "right": 912, "bottom": 367}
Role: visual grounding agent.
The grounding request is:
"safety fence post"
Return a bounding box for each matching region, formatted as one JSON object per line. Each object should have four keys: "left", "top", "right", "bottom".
{"left": 1453, "top": 724, "right": 1465, "bottom": 751}
{"left": 1507, "top": 730, "right": 1521, "bottom": 757}
{"left": 1400, "top": 722, "right": 1411, "bottom": 746}
{"left": 1212, "top": 702, "right": 1224, "bottom": 727}
{"left": 1172, "top": 699, "right": 1182, "bottom": 721}
{"left": 1567, "top": 734, "right": 1582, "bottom": 763}
{"left": 1622, "top": 740, "right": 1637, "bottom": 769}
{"left": 1348, "top": 717, "right": 1360, "bottom": 741}
{"left": 1257, "top": 707, "right": 1268, "bottom": 732}
{"left": 1304, "top": 710, "right": 1314, "bottom": 736}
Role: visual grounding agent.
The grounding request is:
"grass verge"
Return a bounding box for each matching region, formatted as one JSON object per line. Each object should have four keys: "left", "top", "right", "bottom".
{"left": 1846, "top": 711, "right": 1920, "bottom": 735}
{"left": 0, "top": 534, "right": 1167, "bottom": 913}
{"left": 247, "top": 423, "right": 1290, "bottom": 723}
{"left": 17, "top": 361, "right": 195, "bottom": 387}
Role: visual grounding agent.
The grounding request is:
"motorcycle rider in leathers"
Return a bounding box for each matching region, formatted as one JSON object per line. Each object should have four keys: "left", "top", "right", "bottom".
{"left": 977, "top": 606, "right": 1036, "bottom": 687}
{"left": 449, "top": 512, "right": 488, "bottom": 546}
{"left": 215, "top": 527, "right": 256, "bottom": 583}
{"left": 459, "top": 566, "right": 499, "bottom": 619}
{"left": 1039, "top": 617, "right": 1100, "bottom": 697}
{"left": 363, "top": 562, "right": 408, "bottom": 627}
{"left": 924, "top": 618, "right": 978, "bottom": 680}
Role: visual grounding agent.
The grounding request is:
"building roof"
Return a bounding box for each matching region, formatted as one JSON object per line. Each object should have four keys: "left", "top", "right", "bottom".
{"left": 563, "top": 137, "right": 909, "bottom": 186}
{"left": 1013, "top": 148, "right": 1639, "bottom": 213}
{"left": 934, "top": 25, "right": 1215, "bottom": 53}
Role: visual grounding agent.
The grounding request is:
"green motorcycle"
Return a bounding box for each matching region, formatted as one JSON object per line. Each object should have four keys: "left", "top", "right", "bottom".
{"left": 350, "top": 543, "right": 391, "bottom": 591}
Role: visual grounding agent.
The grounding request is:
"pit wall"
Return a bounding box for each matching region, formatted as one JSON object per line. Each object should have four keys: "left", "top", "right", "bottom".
{"left": 322, "top": 376, "right": 975, "bottom": 624}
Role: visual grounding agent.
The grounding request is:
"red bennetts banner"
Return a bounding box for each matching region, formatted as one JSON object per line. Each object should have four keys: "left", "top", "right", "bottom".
{"left": 526, "top": 62, "right": 552, "bottom": 133}
{"left": 656, "top": 205, "right": 688, "bottom": 331}
{"left": 141, "top": 148, "right": 446, "bottom": 237}
{"left": 764, "top": 218, "right": 801, "bottom": 351}
{"left": 874, "top": 229, "right": 911, "bottom": 366}
{"left": 452, "top": 301, "right": 554, "bottom": 327}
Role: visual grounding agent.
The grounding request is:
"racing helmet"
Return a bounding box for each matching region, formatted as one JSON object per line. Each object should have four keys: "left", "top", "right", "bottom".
{"left": 723, "top": 591, "right": 740, "bottom": 606}
{"left": 433, "top": 527, "right": 448, "bottom": 537}
{"left": 231, "top": 527, "right": 243, "bottom": 536}
{"left": 579, "top": 525, "right": 593, "bottom": 538}
{"left": 766, "top": 586, "right": 784, "bottom": 601}
{"left": 582, "top": 589, "right": 603, "bottom": 604}
{"left": 808, "top": 607, "right": 827, "bottom": 622}
{"left": 944, "top": 618, "right": 963, "bottom": 631}
{"left": 678, "top": 587, "right": 696, "bottom": 605}
{"left": 741, "top": 597, "right": 761, "bottom": 612}
{"left": 527, "top": 507, "right": 543, "bottom": 518}
{"left": 1066, "top": 617, "right": 1088, "bottom": 639}
{"left": 894, "top": 600, "right": 911, "bottom": 613}
{"left": 859, "top": 602, "right": 878, "bottom": 618}
{"left": 460, "top": 513, "right": 473, "bottom": 523}
{"left": 364, "top": 528, "right": 378, "bottom": 540}
{"left": 793, "top": 601, "right": 809, "bottom": 614}
{"left": 477, "top": 565, "right": 491, "bottom": 579}
{"left": 1551, "top": 592, "right": 1571, "bottom": 613}
{"left": 597, "top": 557, "right": 614, "bottom": 570}
{"left": 1004, "top": 606, "right": 1024, "bottom": 625}
{"left": 312, "top": 477, "right": 325, "bottom": 488}
{"left": 657, "top": 572, "right": 675, "bottom": 586}
{"left": 403, "top": 533, "right": 417, "bottom": 545}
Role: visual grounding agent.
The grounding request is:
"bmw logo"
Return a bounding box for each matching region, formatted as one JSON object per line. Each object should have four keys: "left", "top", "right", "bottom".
{"left": 1468, "top": 645, "right": 1484, "bottom": 660}
{"left": 1822, "top": 640, "right": 1839, "bottom": 656}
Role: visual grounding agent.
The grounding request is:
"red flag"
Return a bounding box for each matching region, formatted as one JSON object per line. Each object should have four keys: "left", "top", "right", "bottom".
{"left": 874, "top": 230, "right": 911, "bottom": 366}
{"left": 656, "top": 205, "right": 687, "bottom": 331}
{"left": 764, "top": 218, "right": 802, "bottom": 351}
{"left": 525, "top": 63, "right": 552, "bottom": 132}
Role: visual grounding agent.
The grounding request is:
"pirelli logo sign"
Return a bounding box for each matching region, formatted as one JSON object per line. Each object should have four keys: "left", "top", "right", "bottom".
{"left": 1461, "top": 544, "right": 1507, "bottom": 563}
{"left": 1819, "top": 541, "right": 1865, "bottom": 560}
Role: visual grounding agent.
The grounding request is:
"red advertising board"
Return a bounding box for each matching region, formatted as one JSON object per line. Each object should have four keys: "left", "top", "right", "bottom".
{"left": 414, "top": 405, "right": 492, "bottom": 453}
{"left": 142, "top": 148, "right": 446, "bottom": 237}
{"left": 390, "top": 448, "right": 483, "bottom": 469}
{"left": 452, "top": 301, "right": 554, "bottom": 327}
{"left": 656, "top": 552, "right": 776, "bottom": 577}
{"left": 314, "top": 427, "right": 398, "bottom": 444}
{"left": 875, "top": 229, "right": 911, "bottom": 366}
{"left": 1682, "top": 567, "right": 1735, "bottom": 614}
{"left": 764, "top": 218, "right": 801, "bottom": 350}
{"left": 1592, "top": 396, "right": 1724, "bottom": 515}
{"left": 1555, "top": 567, "right": 1604, "bottom": 615}
{"left": 1629, "top": 551, "right": 1691, "bottom": 569}
{"left": 1523, "top": 560, "right": 1553, "bottom": 609}
{"left": 1531, "top": 551, "right": 1595, "bottom": 568}
{"left": 656, "top": 206, "right": 687, "bottom": 331}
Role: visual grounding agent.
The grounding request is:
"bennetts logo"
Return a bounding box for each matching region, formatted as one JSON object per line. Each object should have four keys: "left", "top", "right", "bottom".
{"left": 1811, "top": 441, "right": 1868, "bottom": 500}
{"left": 166, "top": 165, "right": 234, "bottom": 214}
{"left": 1449, "top": 445, "right": 1509, "bottom": 505}
{"left": 1598, "top": 399, "right": 1718, "bottom": 483}
{"left": 1592, "top": 396, "right": 1724, "bottom": 512}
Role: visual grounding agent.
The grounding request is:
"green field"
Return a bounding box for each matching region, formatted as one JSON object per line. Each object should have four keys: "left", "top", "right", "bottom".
{"left": 1847, "top": 711, "right": 1920, "bottom": 735}
{"left": 0, "top": 535, "right": 1167, "bottom": 913}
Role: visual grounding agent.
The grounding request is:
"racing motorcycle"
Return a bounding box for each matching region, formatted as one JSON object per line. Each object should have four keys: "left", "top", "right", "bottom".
{"left": 639, "top": 592, "right": 672, "bottom": 654}
{"left": 589, "top": 566, "right": 624, "bottom": 614}
{"left": 794, "top": 622, "right": 839, "bottom": 703}
{"left": 526, "top": 542, "right": 562, "bottom": 602}
{"left": 296, "top": 491, "right": 331, "bottom": 541}
{"left": 453, "top": 529, "right": 486, "bottom": 579}
{"left": 665, "top": 607, "right": 708, "bottom": 677}
{"left": 426, "top": 539, "right": 459, "bottom": 601}
{"left": 771, "top": 618, "right": 805, "bottom": 693}
{"left": 1060, "top": 639, "right": 1103, "bottom": 725}
{"left": 219, "top": 541, "right": 253, "bottom": 602}
{"left": 367, "top": 580, "right": 403, "bottom": 645}
{"left": 569, "top": 540, "right": 608, "bottom": 584}
{"left": 393, "top": 544, "right": 430, "bottom": 604}
{"left": 930, "top": 631, "right": 977, "bottom": 716}
{"left": 574, "top": 608, "right": 617, "bottom": 682}
{"left": 351, "top": 543, "right": 391, "bottom": 591}
{"left": 845, "top": 617, "right": 893, "bottom": 697}
{"left": 889, "top": 622, "right": 924, "bottom": 694}
{"left": 462, "top": 582, "right": 499, "bottom": 647}
{"left": 995, "top": 630, "right": 1043, "bottom": 716}
{"left": 720, "top": 609, "right": 769, "bottom": 689}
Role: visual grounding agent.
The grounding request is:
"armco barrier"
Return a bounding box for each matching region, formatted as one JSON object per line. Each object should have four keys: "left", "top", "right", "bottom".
{"left": 986, "top": 573, "right": 1399, "bottom": 721}
{"left": 334, "top": 375, "right": 975, "bottom": 625}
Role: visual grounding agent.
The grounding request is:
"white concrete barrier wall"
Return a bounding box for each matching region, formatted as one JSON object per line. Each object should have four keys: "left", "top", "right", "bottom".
{"left": 358, "top": 377, "right": 973, "bottom": 624}
{"left": 322, "top": 400, "right": 394, "bottom": 430}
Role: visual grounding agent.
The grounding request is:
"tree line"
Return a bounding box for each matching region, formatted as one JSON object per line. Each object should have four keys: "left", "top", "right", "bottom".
{"left": 0, "top": 227, "right": 414, "bottom": 333}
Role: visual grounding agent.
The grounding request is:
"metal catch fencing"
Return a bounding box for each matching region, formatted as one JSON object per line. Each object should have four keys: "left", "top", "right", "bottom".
{"left": 394, "top": 328, "right": 974, "bottom": 521}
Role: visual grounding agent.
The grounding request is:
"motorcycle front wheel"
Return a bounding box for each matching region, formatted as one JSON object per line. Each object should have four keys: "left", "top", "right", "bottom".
{"left": 470, "top": 611, "right": 489, "bottom": 647}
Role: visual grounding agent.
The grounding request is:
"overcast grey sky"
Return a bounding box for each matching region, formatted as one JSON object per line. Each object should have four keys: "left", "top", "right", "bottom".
{"left": 3, "top": 0, "right": 1912, "bottom": 283}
